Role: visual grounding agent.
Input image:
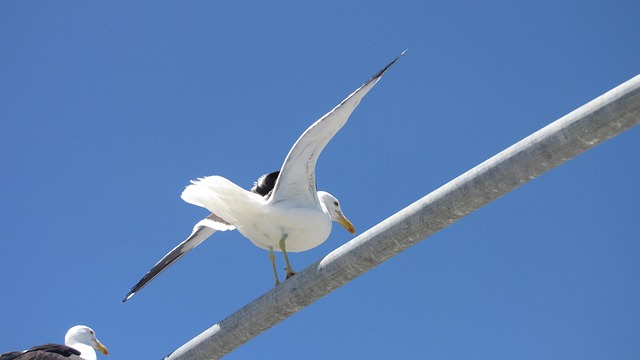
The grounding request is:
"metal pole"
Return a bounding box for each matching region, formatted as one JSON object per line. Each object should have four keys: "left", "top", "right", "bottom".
{"left": 165, "top": 74, "right": 640, "bottom": 360}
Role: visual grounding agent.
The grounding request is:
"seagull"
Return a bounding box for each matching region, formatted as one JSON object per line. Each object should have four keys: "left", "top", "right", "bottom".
{"left": 0, "top": 325, "right": 109, "bottom": 360}
{"left": 122, "top": 50, "right": 405, "bottom": 303}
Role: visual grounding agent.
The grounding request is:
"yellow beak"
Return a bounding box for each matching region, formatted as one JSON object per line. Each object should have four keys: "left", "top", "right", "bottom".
{"left": 337, "top": 211, "right": 356, "bottom": 234}
{"left": 94, "top": 340, "right": 110, "bottom": 355}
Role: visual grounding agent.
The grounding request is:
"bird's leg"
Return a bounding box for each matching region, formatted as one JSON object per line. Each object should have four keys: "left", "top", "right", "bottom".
{"left": 269, "top": 246, "right": 280, "bottom": 286}
{"left": 279, "top": 234, "right": 296, "bottom": 279}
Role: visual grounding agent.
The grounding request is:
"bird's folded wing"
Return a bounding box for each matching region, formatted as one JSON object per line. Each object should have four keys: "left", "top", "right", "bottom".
{"left": 270, "top": 50, "right": 406, "bottom": 205}
{"left": 122, "top": 215, "right": 235, "bottom": 303}
{"left": 0, "top": 344, "right": 81, "bottom": 359}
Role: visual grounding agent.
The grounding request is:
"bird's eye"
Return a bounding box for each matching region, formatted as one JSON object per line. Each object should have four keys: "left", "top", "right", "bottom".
{"left": 90, "top": 330, "right": 94, "bottom": 335}
{"left": 333, "top": 201, "right": 339, "bottom": 206}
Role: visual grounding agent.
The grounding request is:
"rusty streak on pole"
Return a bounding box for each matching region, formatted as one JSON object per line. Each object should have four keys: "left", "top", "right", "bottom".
{"left": 165, "top": 75, "right": 640, "bottom": 360}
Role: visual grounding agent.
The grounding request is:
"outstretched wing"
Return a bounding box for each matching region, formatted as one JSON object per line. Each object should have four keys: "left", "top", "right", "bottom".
{"left": 122, "top": 214, "right": 235, "bottom": 303}
{"left": 269, "top": 50, "right": 406, "bottom": 205}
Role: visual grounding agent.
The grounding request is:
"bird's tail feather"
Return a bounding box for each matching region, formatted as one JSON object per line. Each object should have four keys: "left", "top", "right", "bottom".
{"left": 181, "top": 176, "right": 259, "bottom": 224}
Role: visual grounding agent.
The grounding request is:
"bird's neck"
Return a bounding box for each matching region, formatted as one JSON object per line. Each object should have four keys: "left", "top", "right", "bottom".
{"left": 68, "top": 342, "right": 97, "bottom": 360}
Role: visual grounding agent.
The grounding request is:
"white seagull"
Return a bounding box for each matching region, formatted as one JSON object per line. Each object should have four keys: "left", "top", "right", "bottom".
{"left": 0, "top": 325, "right": 109, "bottom": 360}
{"left": 122, "top": 50, "right": 405, "bottom": 303}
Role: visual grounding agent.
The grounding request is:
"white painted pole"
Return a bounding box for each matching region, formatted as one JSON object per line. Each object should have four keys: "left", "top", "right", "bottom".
{"left": 165, "top": 75, "right": 640, "bottom": 360}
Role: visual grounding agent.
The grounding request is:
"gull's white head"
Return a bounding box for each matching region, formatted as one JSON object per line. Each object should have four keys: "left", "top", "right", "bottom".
{"left": 65, "top": 325, "right": 109, "bottom": 359}
{"left": 318, "top": 191, "right": 356, "bottom": 234}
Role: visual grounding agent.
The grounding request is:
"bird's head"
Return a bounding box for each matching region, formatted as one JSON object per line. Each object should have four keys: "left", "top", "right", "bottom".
{"left": 65, "top": 325, "right": 110, "bottom": 356}
{"left": 318, "top": 191, "right": 356, "bottom": 234}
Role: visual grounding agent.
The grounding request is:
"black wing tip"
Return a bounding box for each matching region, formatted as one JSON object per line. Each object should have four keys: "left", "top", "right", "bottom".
{"left": 368, "top": 49, "right": 408, "bottom": 83}
{"left": 121, "top": 233, "right": 201, "bottom": 304}
{"left": 121, "top": 289, "right": 136, "bottom": 303}
{"left": 122, "top": 282, "right": 143, "bottom": 303}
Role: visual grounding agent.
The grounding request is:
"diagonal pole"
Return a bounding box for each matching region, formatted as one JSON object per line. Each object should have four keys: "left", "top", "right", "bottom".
{"left": 165, "top": 74, "right": 640, "bottom": 360}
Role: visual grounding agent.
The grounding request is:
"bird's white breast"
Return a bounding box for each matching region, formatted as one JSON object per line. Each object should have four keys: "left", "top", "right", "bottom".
{"left": 236, "top": 204, "right": 332, "bottom": 253}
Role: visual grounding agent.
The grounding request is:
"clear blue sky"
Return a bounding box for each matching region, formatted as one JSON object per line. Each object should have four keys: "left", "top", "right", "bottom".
{"left": 2, "top": 2, "right": 639, "bottom": 359}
